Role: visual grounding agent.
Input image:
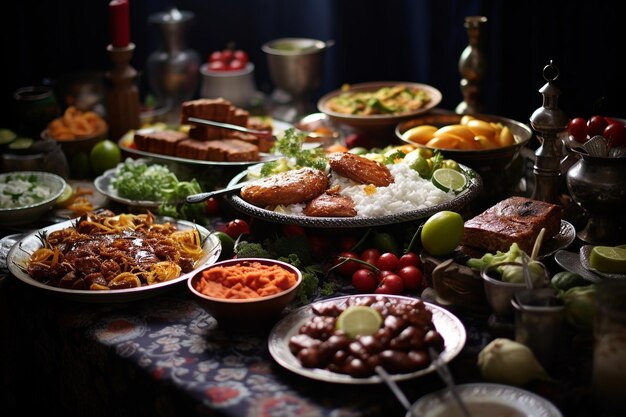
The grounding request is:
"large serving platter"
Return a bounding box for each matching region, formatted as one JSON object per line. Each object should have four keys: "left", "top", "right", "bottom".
{"left": 225, "top": 164, "right": 482, "bottom": 227}
{"left": 7, "top": 216, "right": 221, "bottom": 303}
{"left": 117, "top": 120, "right": 295, "bottom": 167}
{"left": 268, "top": 294, "right": 466, "bottom": 384}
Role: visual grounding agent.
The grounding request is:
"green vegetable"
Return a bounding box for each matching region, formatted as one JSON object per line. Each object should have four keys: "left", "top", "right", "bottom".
{"left": 371, "top": 231, "right": 401, "bottom": 256}
{"left": 234, "top": 241, "right": 272, "bottom": 259}
{"left": 213, "top": 232, "right": 235, "bottom": 259}
{"left": 499, "top": 261, "right": 545, "bottom": 285}
{"left": 467, "top": 243, "right": 524, "bottom": 270}
{"left": 562, "top": 284, "right": 597, "bottom": 330}
{"left": 259, "top": 129, "right": 329, "bottom": 177}
{"left": 111, "top": 158, "right": 179, "bottom": 201}
{"left": 550, "top": 271, "right": 590, "bottom": 291}
{"left": 268, "top": 235, "right": 312, "bottom": 265}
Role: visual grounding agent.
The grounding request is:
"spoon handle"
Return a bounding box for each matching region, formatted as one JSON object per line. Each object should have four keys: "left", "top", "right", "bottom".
{"left": 428, "top": 348, "right": 473, "bottom": 417}
{"left": 185, "top": 181, "right": 251, "bottom": 204}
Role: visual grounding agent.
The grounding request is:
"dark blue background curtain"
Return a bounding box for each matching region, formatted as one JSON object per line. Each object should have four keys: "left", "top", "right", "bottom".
{"left": 1, "top": 0, "right": 624, "bottom": 129}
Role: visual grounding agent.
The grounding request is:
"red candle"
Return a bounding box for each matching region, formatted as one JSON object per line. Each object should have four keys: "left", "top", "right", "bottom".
{"left": 109, "top": 0, "right": 130, "bottom": 48}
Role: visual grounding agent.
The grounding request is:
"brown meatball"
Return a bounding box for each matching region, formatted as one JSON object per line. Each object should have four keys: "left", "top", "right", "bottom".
{"left": 240, "top": 167, "right": 329, "bottom": 207}
{"left": 328, "top": 152, "right": 393, "bottom": 187}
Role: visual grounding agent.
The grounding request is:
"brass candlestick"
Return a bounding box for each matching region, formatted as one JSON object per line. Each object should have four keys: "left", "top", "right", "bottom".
{"left": 106, "top": 43, "right": 140, "bottom": 141}
{"left": 456, "top": 16, "right": 488, "bottom": 114}
{"left": 529, "top": 61, "right": 568, "bottom": 204}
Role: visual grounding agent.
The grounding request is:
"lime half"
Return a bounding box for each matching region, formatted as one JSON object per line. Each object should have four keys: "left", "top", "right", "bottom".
{"left": 589, "top": 246, "right": 626, "bottom": 274}
{"left": 54, "top": 183, "right": 74, "bottom": 208}
{"left": 0, "top": 128, "right": 17, "bottom": 145}
{"left": 431, "top": 168, "right": 467, "bottom": 193}
{"left": 336, "top": 305, "right": 383, "bottom": 338}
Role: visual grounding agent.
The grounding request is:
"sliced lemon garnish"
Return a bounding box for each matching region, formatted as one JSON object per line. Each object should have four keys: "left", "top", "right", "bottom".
{"left": 336, "top": 305, "right": 383, "bottom": 339}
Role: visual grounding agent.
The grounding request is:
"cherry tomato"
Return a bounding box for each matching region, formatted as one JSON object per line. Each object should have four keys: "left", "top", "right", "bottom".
{"left": 376, "top": 252, "right": 399, "bottom": 272}
{"left": 225, "top": 219, "right": 250, "bottom": 239}
{"left": 220, "top": 49, "right": 234, "bottom": 63}
{"left": 397, "top": 266, "right": 423, "bottom": 291}
{"left": 208, "top": 51, "right": 223, "bottom": 63}
{"left": 308, "top": 234, "right": 331, "bottom": 259}
{"left": 352, "top": 268, "right": 378, "bottom": 293}
{"left": 338, "top": 235, "right": 358, "bottom": 252}
{"left": 587, "top": 115, "right": 608, "bottom": 137}
{"left": 603, "top": 122, "right": 626, "bottom": 147}
{"left": 228, "top": 58, "right": 246, "bottom": 70}
{"left": 281, "top": 224, "right": 306, "bottom": 237}
{"left": 398, "top": 252, "right": 421, "bottom": 269}
{"left": 333, "top": 251, "right": 361, "bottom": 277}
{"left": 568, "top": 117, "right": 588, "bottom": 143}
{"left": 360, "top": 248, "right": 381, "bottom": 266}
{"left": 204, "top": 197, "right": 220, "bottom": 216}
{"left": 375, "top": 273, "right": 404, "bottom": 295}
{"left": 208, "top": 60, "right": 227, "bottom": 71}
{"left": 233, "top": 50, "right": 248, "bottom": 65}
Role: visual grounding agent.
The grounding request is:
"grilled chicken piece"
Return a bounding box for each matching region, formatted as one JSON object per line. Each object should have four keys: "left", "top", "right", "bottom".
{"left": 328, "top": 152, "right": 393, "bottom": 187}
{"left": 241, "top": 167, "right": 329, "bottom": 207}
{"left": 303, "top": 192, "right": 357, "bottom": 217}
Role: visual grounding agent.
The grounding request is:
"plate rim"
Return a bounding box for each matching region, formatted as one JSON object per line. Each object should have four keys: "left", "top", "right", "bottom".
{"left": 94, "top": 168, "right": 162, "bottom": 208}
{"left": 268, "top": 294, "right": 467, "bottom": 384}
{"left": 7, "top": 215, "right": 221, "bottom": 303}
{"left": 225, "top": 163, "right": 482, "bottom": 227}
{"left": 409, "top": 382, "right": 563, "bottom": 417}
{"left": 317, "top": 81, "right": 442, "bottom": 121}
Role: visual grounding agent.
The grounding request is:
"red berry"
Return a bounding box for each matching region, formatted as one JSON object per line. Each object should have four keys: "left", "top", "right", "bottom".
{"left": 603, "top": 122, "right": 626, "bottom": 148}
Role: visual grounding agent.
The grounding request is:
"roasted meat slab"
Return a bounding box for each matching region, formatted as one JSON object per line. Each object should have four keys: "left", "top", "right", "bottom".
{"left": 303, "top": 192, "right": 357, "bottom": 217}
{"left": 240, "top": 167, "right": 329, "bottom": 207}
{"left": 461, "top": 196, "right": 563, "bottom": 254}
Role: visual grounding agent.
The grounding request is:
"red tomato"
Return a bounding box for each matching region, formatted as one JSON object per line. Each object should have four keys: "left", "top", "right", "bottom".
{"left": 225, "top": 219, "right": 250, "bottom": 239}
{"left": 308, "top": 234, "right": 331, "bottom": 259}
{"left": 603, "top": 122, "right": 626, "bottom": 147}
{"left": 228, "top": 59, "right": 246, "bottom": 70}
{"left": 281, "top": 224, "right": 306, "bottom": 237}
{"left": 233, "top": 50, "right": 248, "bottom": 65}
{"left": 204, "top": 197, "right": 220, "bottom": 216}
{"left": 352, "top": 268, "right": 378, "bottom": 293}
{"left": 333, "top": 251, "right": 361, "bottom": 277}
{"left": 338, "top": 235, "right": 358, "bottom": 252}
{"left": 208, "top": 51, "right": 223, "bottom": 63}
{"left": 375, "top": 273, "right": 404, "bottom": 295}
{"left": 587, "top": 115, "right": 608, "bottom": 137}
{"left": 376, "top": 252, "right": 399, "bottom": 272}
{"left": 568, "top": 117, "right": 588, "bottom": 143}
{"left": 360, "top": 248, "right": 381, "bottom": 266}
{"left": 397, "top": 265, "right": 423, "bottom": 291}
{"left": 398, "top": 252, "right": 421, "bottom": 269}
{"left": 220, "top": 49, "right": 234, "bottom": 62}
{"left": 208, "top": 60, "right": 227, "bottom": 71}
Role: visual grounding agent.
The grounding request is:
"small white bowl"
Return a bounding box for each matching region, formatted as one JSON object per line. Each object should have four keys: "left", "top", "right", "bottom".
{"left": 407, "top": 383, "right": 563, "bottom": 417}
{"left": 199, "top": 62, "right": 258, "bottom": 108}
{"left": 0, "top": 171, "right": 66, "bottom": 226}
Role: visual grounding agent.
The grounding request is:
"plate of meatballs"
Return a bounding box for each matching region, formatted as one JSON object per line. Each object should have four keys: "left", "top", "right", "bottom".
{"left": 226, "top": 151, "right": 482, "bottom": 227}
{"left": 268, "top": 294, "right": 466, "bottom": 384}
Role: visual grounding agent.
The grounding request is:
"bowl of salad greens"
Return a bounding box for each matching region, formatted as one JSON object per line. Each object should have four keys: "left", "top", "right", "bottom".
{"left": 0, "top": 171, "right": 67, "bottom": 226}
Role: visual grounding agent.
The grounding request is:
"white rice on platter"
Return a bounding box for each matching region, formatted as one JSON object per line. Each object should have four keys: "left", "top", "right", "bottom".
{"left": 276, "top": 162, "right": 454, "bottom": 217}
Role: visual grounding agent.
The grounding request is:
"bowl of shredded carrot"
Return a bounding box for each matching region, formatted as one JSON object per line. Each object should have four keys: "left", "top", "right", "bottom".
{"left": 42, "top": 106, "right": 108, "bottom": 157}
{"left": 188, "top": 257, "right": 302, "bottom": 326}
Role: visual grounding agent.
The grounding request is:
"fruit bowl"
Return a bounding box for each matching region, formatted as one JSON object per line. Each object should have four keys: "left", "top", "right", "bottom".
{"left": 188, "top": 258, "right": 302, "bottom": 327}
{"left": 317, "top": 81, "right": 442, "bottom": 134}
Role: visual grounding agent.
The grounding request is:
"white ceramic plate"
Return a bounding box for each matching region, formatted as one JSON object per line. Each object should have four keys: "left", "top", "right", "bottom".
{"left": 408, "top": 383, "right": 562, "bottom": 417}
{"left": 7, "top": 216, "right": 221, "bottom": 303}
{"left": 268, "top": 294, "right": 466, "bottom": 384}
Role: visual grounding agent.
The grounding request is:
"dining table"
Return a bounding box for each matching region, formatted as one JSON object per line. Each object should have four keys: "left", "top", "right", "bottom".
{"left": 0, "top": 143, "right": 617, "bottom": 417}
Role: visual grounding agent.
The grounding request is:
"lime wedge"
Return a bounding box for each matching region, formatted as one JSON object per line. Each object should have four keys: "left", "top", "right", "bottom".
{"left": 431, "top": 168, "right": 467, "bottom": 193}
{"left": 7, "top": 136, "right": 33, "bottom": 150}
{"left": 336, "top": 305, "right": 382, "bottom": 338}
{"left": 589, "top": 246, "right": 626, "bottom": 274}
{"left": 54, "top": 183, "right": 74, "bottom": 208}
{"left": 0, "top": 128, "right": 17, "bottom": 145}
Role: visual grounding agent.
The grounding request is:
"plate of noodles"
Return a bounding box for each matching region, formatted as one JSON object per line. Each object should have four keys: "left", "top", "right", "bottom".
{"left": 7, "top": 211, "right": 222, "bottom": 302}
